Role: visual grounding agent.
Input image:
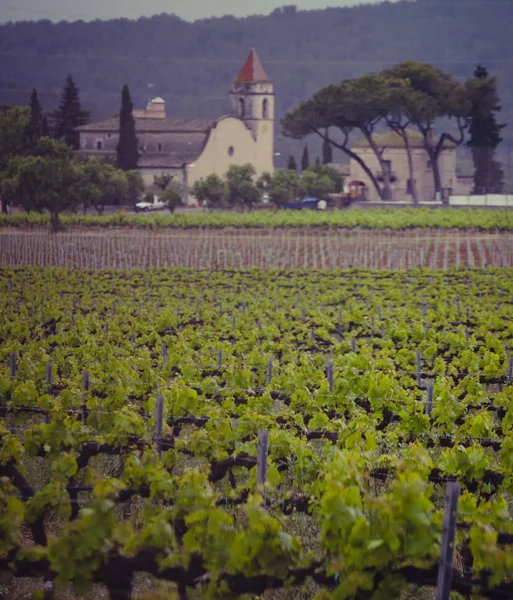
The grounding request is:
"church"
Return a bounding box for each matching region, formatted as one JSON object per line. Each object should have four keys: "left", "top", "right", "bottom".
{"left": 77, "top": 49, "right": 275, "bottom": 204}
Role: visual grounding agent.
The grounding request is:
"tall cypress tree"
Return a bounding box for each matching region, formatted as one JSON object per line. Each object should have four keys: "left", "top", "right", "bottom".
{"left": 51, "top": 75, "right": 89, "bottom": 149}
{"left": 467, "top": 64, "right": 506, "bottom": 194}
{"left": 301, "top": 144, "right": 309, "bottom": 171}
{"left": 287, "top": 153, "right": 297, "bottom": 172}
{"left": 116, "top": 85, "right": 139, "bottom": 171}
{"left": 26, "top": 89, "right": 45, "bottom": 149}
{"left": 322, "top": 129, "right": 333, "bottom": 164}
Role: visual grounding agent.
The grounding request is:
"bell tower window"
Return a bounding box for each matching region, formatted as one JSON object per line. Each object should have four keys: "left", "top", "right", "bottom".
{"left": 239, "top": 98, "right": 245, "bottom": 117}
{"left": 262, "top": 98, "right": 268, "bottom": 119}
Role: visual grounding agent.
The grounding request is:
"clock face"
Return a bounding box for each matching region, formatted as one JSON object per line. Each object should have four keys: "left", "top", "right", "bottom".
{"left": 262, "top": 124, "right": 268, "bottom": 134}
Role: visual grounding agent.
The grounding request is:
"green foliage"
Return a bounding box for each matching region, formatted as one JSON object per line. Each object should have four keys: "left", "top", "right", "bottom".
{"left": 160, "top": 183, "right": 183, "bottom": 212}
{"left": 0, "top": 267, "right": 513, "bottom": 597}
{"left": 266, "top": 168, "right": 303, "bottom": 205}
{"left": 116, "top": 85, "right": 139, "bottom": 171}
{"left": 302, "top": 163, "right": 343, "bottom": 198}
{"left": 50, "top": 74, "right": 89, "bottom": 149}
{"left": 1, "top": 137, "right": 79, "bottom": 230}
{"left": 74, "top": 158, "right": 129, "bottom": 214}
{"left": 466, "top": 65, "right": 506, "bottom": 194}
{"left": 125, "top": 169, "right": 145, "bottom": 205}
{"left": 300, "top": 144, "right": 309, "bottom": 171}
{"left": 2, "top": 207, "right": 513, "bottom": 230}
{"left": 191, "top": 173, "right": 225, "bottom": 207}
{"left": 153, "top": 172, "right": 174, "bottom": 191}
{"left": 225, "top": 163, "right": 260, "bottom": 207}
{"left": 286, "top": 153, "right": 297, "bottom": 172}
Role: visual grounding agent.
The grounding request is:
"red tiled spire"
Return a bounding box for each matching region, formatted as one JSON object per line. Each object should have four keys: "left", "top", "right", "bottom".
{"left": 236, "top": 48, "right": 270, "bottom": 83}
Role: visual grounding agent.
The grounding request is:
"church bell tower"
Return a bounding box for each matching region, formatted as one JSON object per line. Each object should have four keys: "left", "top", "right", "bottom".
{"left": 230, "top": 49, "right": 275, "bottom": 172}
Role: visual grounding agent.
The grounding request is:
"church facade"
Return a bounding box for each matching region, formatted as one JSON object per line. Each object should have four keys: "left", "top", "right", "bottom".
{"left": 77, "top": 49, "right": 275, "bottom": 204}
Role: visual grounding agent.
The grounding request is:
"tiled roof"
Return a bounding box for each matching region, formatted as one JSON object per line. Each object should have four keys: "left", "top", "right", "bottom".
{"left": 236, "top": 48, "right": 270, "bottom": 83}
{"left": 351, "top": 129, "right": 456, "bottom": 149}
{"left": 138, "top": 132, "right": 208, "bottom": 168}
{"left": 77, "top": 116, "right": 217, "bottom": 133}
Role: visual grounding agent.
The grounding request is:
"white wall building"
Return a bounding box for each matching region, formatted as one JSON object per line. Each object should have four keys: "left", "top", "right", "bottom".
{"left": 77, "top": 48, "right": 275, "bottom": 205}
{"left": 349, "top": 130, "right": 472, "bottom": 202}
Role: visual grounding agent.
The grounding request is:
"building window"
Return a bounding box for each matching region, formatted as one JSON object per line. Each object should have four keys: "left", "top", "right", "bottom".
{"left": 406, "top": 179, "right": 414, "bottom": 195}
{"left": 239, "top": 98, "right": 245, "bottom": 118}
{"left": 96, "top": 140, "right": 102, "bottom": 150}
{"left": 107, "top": 133, "right": 111, "bottom": 138}
{"left": 383, "top": 159, "right": 392, "bottom": 175}
{"left": 158, "top": 143, "right": 162, "bottom": 152}
{"left": 228, "top": 146, "right": 235, "bottom": 157}
{"left": 262, "top": 98, "right": 268, "bottom": 119}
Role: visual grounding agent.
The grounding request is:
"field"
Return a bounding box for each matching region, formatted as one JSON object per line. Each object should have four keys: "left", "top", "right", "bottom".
{"left": 2, "top": 264, "right": 513, "bottom": 599}
{"left": 2, "top": 206, "right": 513, "bottom": 230}
{"left": 2, "top": 227, "right": 513, "bottom": 269}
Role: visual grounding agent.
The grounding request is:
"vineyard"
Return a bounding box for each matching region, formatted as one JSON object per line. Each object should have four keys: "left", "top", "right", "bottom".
{"left": 2, "top": 266, "right": 513, "bottom": 599}
{"left": 2, "top": 207, "right": 513, "bottom": 230}
{"left": 2, "top": 227, "right": 513, "bottom": 270}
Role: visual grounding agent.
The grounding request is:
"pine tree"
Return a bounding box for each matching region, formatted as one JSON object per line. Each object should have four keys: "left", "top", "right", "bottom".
{"left": 51, "top": 75, "right": 89, "bottom": 149}
{"left": 26, "top": 89, "right": 45, "bottom": 149}
{"left": 301, "top": 144, "right": 309, "bottom": 171}
{"left": 116, "top": 85, "right": 139, "bottom": 171}
{"left": 467, "top": 64, "right": 506, "bottom": 193}
{"left": 322, "top": 129, "right": 333, "bottom": 164}
{"left": 287, "top": 153, "right": 297, "bottom": 172}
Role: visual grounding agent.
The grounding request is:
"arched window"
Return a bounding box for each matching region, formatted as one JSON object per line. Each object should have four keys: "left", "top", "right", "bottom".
{"left": 239, "top": 97, "right": 245, "bottom": 117}
{"left": 262, "top": 98, "right": 268, "bottom": 119}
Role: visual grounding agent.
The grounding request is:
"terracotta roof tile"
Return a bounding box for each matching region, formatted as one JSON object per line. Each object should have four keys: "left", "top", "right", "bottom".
{"left": 236, "top": 48, "right": 270, "bottom": 83}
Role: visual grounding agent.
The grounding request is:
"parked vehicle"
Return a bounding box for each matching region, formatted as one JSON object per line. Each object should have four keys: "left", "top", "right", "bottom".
{"left": 283, "top": 197, "right": 321, "bottom": 210}
{"left": 135, "top": 196, "right": 165, "bottom": 212}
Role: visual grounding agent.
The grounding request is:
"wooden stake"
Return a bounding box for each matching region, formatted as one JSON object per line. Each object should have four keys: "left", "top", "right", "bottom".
{"left": 154, "top": 396, "right": 164, "bottom": 456}
{"left": 9, "top": 352, "right": 16, "bottom": 379}
{"left": 266, "top": 360, "right": 273, "bottom": 386}
{"left": 257, "top": 429, "right": 269, "bottom": 503}
{"left": 426, "top": 382, "right": 434, "bottom": 416}
{"left": 81, "top": 370, "right": 90, "bottom": 423}
{"left": 327, "top": 361, "right": 334, "bottom": 392}
{"left": 435, "top": 482, "right": 460, "bottom": 600}
{"left": 45, "top": 363, "right": 52, "bottom": 424}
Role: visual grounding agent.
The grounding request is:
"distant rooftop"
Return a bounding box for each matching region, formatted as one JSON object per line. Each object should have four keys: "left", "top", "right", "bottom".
{"left": 352, "top": 129, "right": 456, "bottom": 149}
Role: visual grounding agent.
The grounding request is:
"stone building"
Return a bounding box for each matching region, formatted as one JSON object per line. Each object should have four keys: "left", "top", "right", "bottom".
{"left": 76, "top": 49, "right": 275, "bottom": 204}
{"left": 349, "top": 130, "right": 472, "bottom": 202}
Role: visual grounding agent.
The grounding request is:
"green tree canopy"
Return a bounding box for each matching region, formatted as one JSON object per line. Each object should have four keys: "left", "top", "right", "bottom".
{"left": 125, "top": 170, "right": 144, "bottom": 205}
{"left": 466, "top": 64, "right": 506, "bottom": 193}
{"left": 266, "top": 168, "right": 304, "bottom": 205}
{"left": 191, "top": 173, "right": 225, "bottom": 207}
{"left": 225, "top": 164, "right": 260, "bottom": 207}
{"left": 0, "top": 106, "right": 30, "bottom": 212}
{"left": 1, "top": 137, "right": 80, "bottom": 230}
{"left": 301, "top": 144, "right": 309, "bottom": 171}
{"left": 161, "top": 183, "right": 183, "bottom": 212}
{"left": 51, "top": 75, "right": 89, "bottom": 149}
{"left": 287, "top": 154, "right": 297, "bottom": 172}
{"left": 25, "top": 89, "right": 48, "bottom": 150}
{"left": 116, "top": 85, "right": 139, "bottom": 171}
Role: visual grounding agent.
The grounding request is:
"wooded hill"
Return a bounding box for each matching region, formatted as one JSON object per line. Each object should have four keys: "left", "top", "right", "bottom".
{"left": 0, "top": 0, "right": 511, "bottom": 165}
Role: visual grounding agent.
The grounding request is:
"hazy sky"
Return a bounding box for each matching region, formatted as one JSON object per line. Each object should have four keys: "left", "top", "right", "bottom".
{"left": 0, "top": 0, "right": 388, "bottom": 23}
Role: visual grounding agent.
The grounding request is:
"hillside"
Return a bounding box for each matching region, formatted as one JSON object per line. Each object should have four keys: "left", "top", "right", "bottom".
{"left": 0, "top": 0, "right": 511, "bottom": 166}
